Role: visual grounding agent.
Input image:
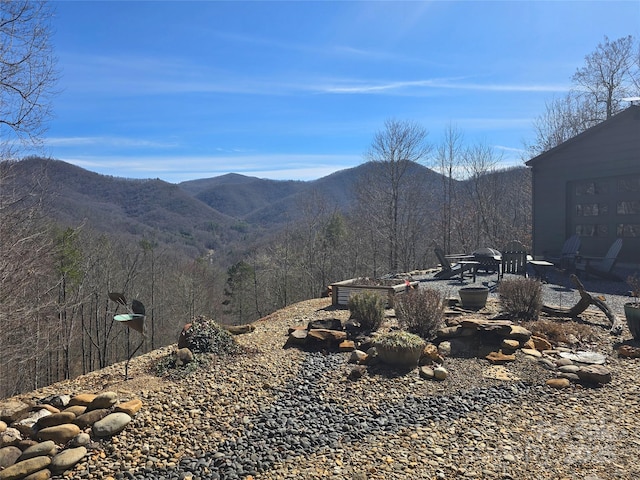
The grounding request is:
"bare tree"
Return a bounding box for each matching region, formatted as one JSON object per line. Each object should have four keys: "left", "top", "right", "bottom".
{"left": 1, "top": 0, "right": 58, "bottom": 158}
{"left": 359, "top": 119, "right": 432, "bottom": 273}
{"left": 527, "top": 35, "right": 639, "bottom": 156}
{"left": 572, "top": 35, "right": 639, "bottom": 120}
{"left": 435, "top": 123, "right": 464, "bottom": 253}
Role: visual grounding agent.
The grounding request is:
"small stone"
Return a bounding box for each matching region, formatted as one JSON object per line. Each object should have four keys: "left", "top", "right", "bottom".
{"left": 501, "top": 339, "right": 520, "bottom": 350}
{"left": 530, "top": 335, "right": 552, "bottom": 351}
{"left": 503, "top": 454, "right": 516, "bottom": 462}
{"left": 537, "top": 358, "right": 557, "bottom": 370}
{"left": 1, "top": 428, "right": 22, "bottom": 448}
{"left": 68, "top": 394, "right": 96, "bottom": 407}
{"left": 576, "top": 365, "right": 612, "bottom": 384}
{"left": 558, "top": 372, "right": 581, "bottom": 382}
{"left": 349, "top": 350, "right": 368, "bottom": 364}
{"left": 0, "top": 401, "right": 31, "bottom": 423}
{"left": 114, "top": 399, "right": 142, "bottom": 417}
{"left": 419, "top": 366, "right": 435, "bottom": 380}
{"left": 37, "top": 424, "right": 80, "bottom": 444}
{"left": 546, "top": 378, "right": 571, "bottom": 389}
{"left": 0, "top": 446, "right": 22, "bottom": 468}
{"left": 175, "top": 348, "right": 194, "bottom": 366}
{"left": 485, "top": 351, "right": 516, "bottom": 364}
{"left": 92, "top": 413, "right": 131, "bottom": 437}
{"left": 73, "top": 409, "right": 109, "bottom": 429}
{"left": 433, "top": 447, "right": 444, "bottom": 456}
{"left": 0, "top": 456, "right": 51, "bottom": 480}
{"left": 86, "top": 392, "right": 118, "bottom": 411}
{"left": 339, "top": 340, "right": 355, "bottom": 352}
{"left": 50, "top": 446, "right": 87, "bottom": 472}
{"left": 555, "top": 358, "right": 574, "bottom": 367}
{"left": 558, "top": 365, "right": 580, "bottom": 374}
{"left": 18, "top": 441, "right": 57, "bottom": 461}
{"left": 0, "top": 421, "right": 6, "bottom": 433}
{"left": 521, "top": 348, "right": 541, "bottom": 358}
{"left": 36, "top": 412, "right": 76, "bottom": 430}
{"left": 69, "top": 433, "right": 90, "bottom": 448}
{"left": 433, "top": 366, "right": 448, "bottom": 381}
{"left": 438, "top": 341, "right": 452, "bottom": 356}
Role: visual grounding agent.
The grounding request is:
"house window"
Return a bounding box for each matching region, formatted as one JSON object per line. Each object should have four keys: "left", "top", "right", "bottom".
{"left": 576, "top": 181, "right": 608, "bottom": 196}
{"left": 617, "top": 224, "right": 640, "bottom": 237}
{"left": 576, "top": 203, "right": 608, "bottom": 216}
{"left": 576, "top": 224, "right": 609, "bottom": 237}
{"left": 617, "top": 201, "right": 640, "bottom": 215}
{"left": 618, "top": 176, "right": 640, "bottom": 192}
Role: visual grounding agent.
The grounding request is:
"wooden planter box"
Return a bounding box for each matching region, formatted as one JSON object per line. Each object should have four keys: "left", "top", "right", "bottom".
{"left": 330, "top": 278, "right": 419, "bottom": 307}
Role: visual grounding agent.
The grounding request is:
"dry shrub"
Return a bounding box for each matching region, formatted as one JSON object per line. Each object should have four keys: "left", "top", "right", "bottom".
{"left": 348, "top": 291, "right": 386, "bottom": 331}
{"left": 395, "top": 287, "right": 445, "bottom": 340}
{"left": 526, "top": 319, "right": 600, "bottom": 346}
{"left": 498, "top": 277, "right": 542, "bottom": 320}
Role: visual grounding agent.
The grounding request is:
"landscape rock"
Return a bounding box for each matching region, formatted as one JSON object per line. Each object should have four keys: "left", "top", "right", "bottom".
{"left": 501, "top": 339, "right": 520, "bottom": 350}
{"left": 50, "top": 446, "right": 87, "bottom": 472}
{"left": 576, "top": 365, "right": 612, "bottom": 384}
{"left": 36, "top": 412, "right": 76, "bottom": 430}
{"left": 0, "top": 446, "right": 22, "bottom": 468}
{"left": 92, "top": 413, "right": 131, "bottom": 437}
{"left": 32, "top": 405, "right": 58, "bottom": 415}
{"left": 73, "top": 409, "right": 109, "bottom": 429}
{"left": 13, "top": 409, "right": 51, "bottom": 436}
{"left": 437, "top": 341, "right": 452, "bottom": 356}
{"left": 175, "top": 348, "right": 194, "bottom": 366}
{"left": 0, "top": 428, "right": 22, "bottom": 448}
{"left": 37, "top": 424, "right": 80, "bottom": 444}
{"left": 419, "top": 366, "right": 435, "bottom": 380}
{"left": 41, "top": 395, "right": 70, "bottom": 409}
{"left": 307, "top": 318, "right": 342, "bottom": 331}
{"left": 485, "top": 351, "right": 516, "bottom": 364}
{"left": 86, "top": 391, "right": 118, "bottom": 411}
{"left": 0, "top": 456, "right": 51, "bottom": 480}
{"left": 618, "top": 344, "right": 640, "bottom": 358}
{"left": 286, "top": 328, "right": 308, "bottom": 346}
{"left": 349, "top": 350, "right": 368, "bottom": 364}
{"left": 500, "top": 325, "right": 532, "bottom": 342}
{"left": 521, "top": 348, "right": 542, "bottom": 358}
{"left": 530, "top": 335, "right": 552, "bottom": 351}
{"left": 546, "top": 378, "right": 571, "bottom": 389}
{"left": 69, "top": 433, "right": 90, "bottom": 448}
{"left": 68, "top": 394, "right": 96, "bottom": 407}
{"left": 0, "top": 421, "right": 6, "bottom": 433}
{"left": 177, "top": 323, "right": 192, "bottom": 349}
{"left": 0, "top": 401, "right": 31, "bottom": 424}
{"left": 347, "top": 365, "right": 367, "bottom": 381}
{"left": 307, "top": 329, "right": 347, "bottom": 343}
{"left": 338, "top": 340, "right": 355, "bottom": 351}
{"left": 558, "top": 365, "right": 581, "bottom": 374}
{"left": 61, "top": 406, "right": 86, "bottom": 417}
{"left": 223, "top": 324, "right": 255, "bottom": 335}
{"left": 433, "top": 366, "right": 448, "bottom": 380}
{"left": 114, "top": 399, "right": 142, "bottom": 416}
{"left": 22, "top": 469, "right": 51, "bottom": 480}
{"left": 18, "top": 441, "right": 56, "bottom": 461}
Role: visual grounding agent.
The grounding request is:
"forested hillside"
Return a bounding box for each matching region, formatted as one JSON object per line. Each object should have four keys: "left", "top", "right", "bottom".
{"left": 0, "top": 156, "right": 531, "bottom": 399}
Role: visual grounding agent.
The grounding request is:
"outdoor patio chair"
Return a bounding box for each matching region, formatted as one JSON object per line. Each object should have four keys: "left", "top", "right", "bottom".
{"left": 501, "top": 240, "right": 528, "bottom": 278}
{"left": 433, "top": 245, "right": 475, "bottom": 280}
{"left": 544, "top": 234, "right": 581, "bottom": 270}
{"left": 575, "top": 238, "right": 623, "bottom": 280}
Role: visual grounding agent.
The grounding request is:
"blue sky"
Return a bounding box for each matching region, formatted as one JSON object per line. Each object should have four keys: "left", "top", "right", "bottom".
{"left": 42, "top": 1, "right": 640, "bottom": 183}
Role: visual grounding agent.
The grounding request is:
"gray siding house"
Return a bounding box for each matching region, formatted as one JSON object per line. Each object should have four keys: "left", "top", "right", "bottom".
{"left": 525, "top": 105, "right": 640, "bottom": 266}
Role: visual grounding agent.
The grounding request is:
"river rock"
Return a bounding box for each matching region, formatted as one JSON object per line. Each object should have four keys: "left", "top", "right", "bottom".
{"left": 558, "top": 364, "right": 581, "bottom": 374}
{"left": 0, "top": 401, "right": 31, "bottom": 423}
{"left": 32, "top": 405, "right": 59, "bottom": 415}
{"left": 40, "top": 395, "right": 70, "bottom": 410}
{"left": 50, "top": 446, "right": 87, "bottom": 472}
{"left": 0, "top": 456, "right": 51, "bottom": 480}
{"left": 37, "top": 424, "right": 80, "bottom": 444}
{"left": 500, "top": 325, "right": 531, "bottom": 342}
{"left": 22, "top": 469, "right": 51, "bottom": 480}
{"left": 18, "top": 441, "right": 56, "bottom": 461}
{"left": 433, "top": 366, "right": 448, "bottom": 380}
{"left": 530, "top": 335, "right": 552, "bottom": 351}
{"left": 73, "top": 409, "right": 109, "bottom": 429}
{"left": 92, "top": 413, "right": 131, "bottom": 437}
{"left": 0, "top": 428, "right": 22, "bottom": 448}
{"left": 13, "top": 410, "right": 51, "bottom": 436}
{"left": 68, "top": 394, "right": 96, "bottom": 407}
{"left": 114, "top": 399, "right": 142, "bottom": 416}
{"left": 546, "top": 378, "right": 571, "bottom": 389}
{"left": 419, "top": 366, "right": 435, "bottom": 380}
{"left": 0, "top": 421, "right": 6, "bottom": 433}
{"left": 86, "top": 392, "right": 118, "bottom": 411}
{"left": 62, "top": 406, "right": 86, "bottom": 417}
{"left": 36, "top": 412, "right": 76, "bottom": 430}
{"left": 69, "top": 433, "right": 90, "bottom": 448}
{"left": 576, "top": 365, "right": 612, "bottom": 384}
{"left": 0, "top": 446, "right": 22, "bottom": 468}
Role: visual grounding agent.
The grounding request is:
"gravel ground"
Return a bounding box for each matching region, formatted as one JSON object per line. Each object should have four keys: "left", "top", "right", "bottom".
{"left": 11, "top": 272, "right": 640, "bottom": 480}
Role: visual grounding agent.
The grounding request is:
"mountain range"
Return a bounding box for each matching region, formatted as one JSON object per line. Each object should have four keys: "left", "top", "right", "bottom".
{"left": 5, "top": 157, "right": 527, "bottom": 264}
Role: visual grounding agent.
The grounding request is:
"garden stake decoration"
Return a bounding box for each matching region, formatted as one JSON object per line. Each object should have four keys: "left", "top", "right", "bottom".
{"left": 109, "top": 292, "right": 146, "bottom": 380}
